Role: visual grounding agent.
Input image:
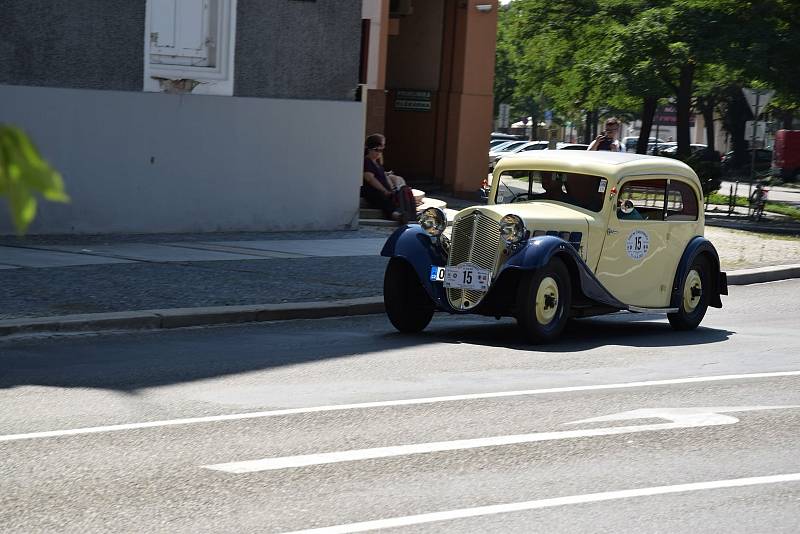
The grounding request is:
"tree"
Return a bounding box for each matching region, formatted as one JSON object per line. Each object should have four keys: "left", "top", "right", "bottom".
{"left": 496, "top": 0, "right": 799, "bottom": 158}
{"left": 0, "top": 126, "right": 69, "bottom": 235}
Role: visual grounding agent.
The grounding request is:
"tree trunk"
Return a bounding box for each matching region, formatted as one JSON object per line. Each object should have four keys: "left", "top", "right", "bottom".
{"left": 676, "top": 63, "right": 695, "bottom": 157}
{"left": 583, "top": 110, "right": 595, "bottom": 144}
{"left": 697, "top": 95, "right": 716, "bottom": 154}
{"left": 637, "top": 97, "right": 658, "bottom": 154}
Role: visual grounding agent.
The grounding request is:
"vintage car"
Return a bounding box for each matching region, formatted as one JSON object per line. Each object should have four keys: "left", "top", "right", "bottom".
{"left": 381, "top": 151, "right": 728, "bottom": 343}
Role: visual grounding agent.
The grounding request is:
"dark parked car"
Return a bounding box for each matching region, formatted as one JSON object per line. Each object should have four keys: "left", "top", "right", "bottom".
{"left": 721, "top": 149, "right": 772, "bottom": 176}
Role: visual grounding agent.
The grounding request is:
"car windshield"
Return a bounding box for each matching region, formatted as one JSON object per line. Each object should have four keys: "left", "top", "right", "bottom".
{"left": 493, "top": 169, "right": 606, "bottom": 212}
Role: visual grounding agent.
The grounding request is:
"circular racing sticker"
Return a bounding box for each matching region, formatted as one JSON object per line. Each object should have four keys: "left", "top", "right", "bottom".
{"left": 626, "top": 230, "right": 649, "bottom": 260}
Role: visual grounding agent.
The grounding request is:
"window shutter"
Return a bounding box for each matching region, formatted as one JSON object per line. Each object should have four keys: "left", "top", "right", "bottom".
{"left": 150, "top": 0, "right": 214, "bottom": 67}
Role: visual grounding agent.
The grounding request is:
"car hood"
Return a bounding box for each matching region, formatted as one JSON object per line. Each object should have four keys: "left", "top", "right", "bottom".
{"left": 457, "top": 202, "right": 592, "bottom": 228}
{"left": 450, "top": 203, "right": 593, "bottom": 262}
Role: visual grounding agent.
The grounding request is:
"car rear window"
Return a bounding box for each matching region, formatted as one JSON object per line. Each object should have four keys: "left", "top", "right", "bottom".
{"left": 617, "top": 178, "right": 699, "bottom": 221}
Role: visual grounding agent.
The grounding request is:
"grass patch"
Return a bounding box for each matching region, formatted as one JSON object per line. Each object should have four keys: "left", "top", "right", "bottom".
{"left": 706, "top": 193, "right": 800, "bottom": 221}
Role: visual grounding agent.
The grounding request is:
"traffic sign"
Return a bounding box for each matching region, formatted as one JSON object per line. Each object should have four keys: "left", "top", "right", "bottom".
{"left": 742, "top": 88, "right": 775, "bottom": 118}
{"left": 498, "top": 103, "right": 510, "bottom": 129}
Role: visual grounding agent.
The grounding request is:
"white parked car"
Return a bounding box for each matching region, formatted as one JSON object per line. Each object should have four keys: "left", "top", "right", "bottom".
{"left": 490, "top": 141, "right": 548, "bottom": 170}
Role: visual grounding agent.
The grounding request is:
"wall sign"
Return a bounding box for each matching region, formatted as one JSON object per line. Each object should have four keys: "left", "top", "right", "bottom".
{"left": 395, "top": 90, "right": 432, "bottom": 112}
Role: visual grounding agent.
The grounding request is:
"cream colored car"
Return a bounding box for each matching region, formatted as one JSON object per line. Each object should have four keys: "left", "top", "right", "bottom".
{"left": 381, "top": 151, "right": 728, "bottom": 343}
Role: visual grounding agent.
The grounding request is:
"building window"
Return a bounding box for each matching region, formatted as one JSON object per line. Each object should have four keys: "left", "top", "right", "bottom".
{"left": 144, "top": 0, "right": 237, "bottom": 96}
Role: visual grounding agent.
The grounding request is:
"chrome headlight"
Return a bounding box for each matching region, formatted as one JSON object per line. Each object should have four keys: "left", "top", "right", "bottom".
{"left": 418, "top": 207, "right": 447, "bottom": 237}
{"left": 499, "top": 214, "right": 527, "bottom": 246}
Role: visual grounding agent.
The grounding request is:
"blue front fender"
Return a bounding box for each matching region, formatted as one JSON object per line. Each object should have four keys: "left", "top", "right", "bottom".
{"left": 381, "top": 225, "right": 449, "bottom": 307}
{"left": 499, "top": 236, "right": 626, "bottom": 309}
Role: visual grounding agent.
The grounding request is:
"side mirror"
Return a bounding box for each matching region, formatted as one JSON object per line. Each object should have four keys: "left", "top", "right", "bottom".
{"left": 619, "top": 199, "right": 635, "bottom": 215}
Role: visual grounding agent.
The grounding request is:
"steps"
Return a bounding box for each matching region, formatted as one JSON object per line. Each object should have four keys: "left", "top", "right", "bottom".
{"left": 359, "top": 188, "right": 459, "bottom": 227}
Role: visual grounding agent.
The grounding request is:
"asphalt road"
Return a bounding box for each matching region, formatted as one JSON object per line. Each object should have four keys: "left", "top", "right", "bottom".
{"left": 2, "top": 280, "right": 800, "bottom": 533}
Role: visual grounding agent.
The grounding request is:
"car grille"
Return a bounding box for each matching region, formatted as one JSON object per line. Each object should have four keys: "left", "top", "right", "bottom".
{"left": 446, "top": 210, "right": 502, "bottom": 310}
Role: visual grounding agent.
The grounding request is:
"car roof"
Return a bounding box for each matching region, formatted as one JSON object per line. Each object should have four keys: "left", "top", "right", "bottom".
{"left": 494, "top": 150, "right": 699, "bottom": 183}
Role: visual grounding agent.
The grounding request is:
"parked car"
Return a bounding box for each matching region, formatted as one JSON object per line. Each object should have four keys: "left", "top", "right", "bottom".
{"left": 489, "top": 141, "right": 548, "bottom": 170}
{"left": 623, "top": 136, "right": 664, "bottom": 153}
{"left": 491, "top": 132, "right": 523, "bottom": 141}
{"left": 555, "top": 142, "right": 590, "bottom": 150}
{"left": 381, "top": 151, "right": 727, "bottom": 343}
{"left": 721, "top": 149, "right": 773, "bottom": 175}
{"left": 658, "top": 144, "right": 708, "bottom": 156}
{"left": 648, "top": 141, "right": 676, "bottom": 155}
{"left": 488, "top": 140, "right": 527, "bottom": 168}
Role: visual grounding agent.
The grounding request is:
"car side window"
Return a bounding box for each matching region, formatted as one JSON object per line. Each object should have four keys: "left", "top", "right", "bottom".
{"left": 665, "top": 179, "right": 699, "bottom": 221}
{"left": 617, "top": 179, "right": 667, "bottom": 221}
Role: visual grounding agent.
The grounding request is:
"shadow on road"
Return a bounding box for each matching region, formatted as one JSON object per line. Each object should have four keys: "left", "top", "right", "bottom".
{"left": 0, "top": 313, "right": 732, "bottom": 392}
{"left": 415, "top": 313, "right": 733, "bottom": 353}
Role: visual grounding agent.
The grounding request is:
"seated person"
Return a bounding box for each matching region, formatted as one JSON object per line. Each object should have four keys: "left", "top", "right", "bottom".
{"left": 362, "top": 133, "right": 414, "bottom": 223}
{"left": 617, "top": 198, "right": 644, "bottom": 220}
{"left": 534, "top": 172, "right": 577, "bottom": 204}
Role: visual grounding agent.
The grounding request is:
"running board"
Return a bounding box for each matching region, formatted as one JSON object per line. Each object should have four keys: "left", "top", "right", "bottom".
{"left": 627, "top": 305, "right": 679, "bottom": 314}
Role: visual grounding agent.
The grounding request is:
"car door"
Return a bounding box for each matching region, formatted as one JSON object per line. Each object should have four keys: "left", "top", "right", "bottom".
{"left": 594, "top": 177, "right": 676, "bottom": 308}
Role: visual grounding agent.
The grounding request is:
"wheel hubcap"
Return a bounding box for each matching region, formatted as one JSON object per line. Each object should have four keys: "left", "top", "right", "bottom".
{"left": 535, "top": 276, "right": 559, "bottom": 324}
{"left": 683, "top": 269, "right": 702, "bottom": 312}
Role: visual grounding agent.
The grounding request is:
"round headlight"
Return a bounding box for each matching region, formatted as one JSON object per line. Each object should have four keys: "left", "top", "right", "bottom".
{"left": 499, "top": 214, "right": 527, "bottom": 245}
{"left": 418, "top": 207, "right": 447, "bottom": 236}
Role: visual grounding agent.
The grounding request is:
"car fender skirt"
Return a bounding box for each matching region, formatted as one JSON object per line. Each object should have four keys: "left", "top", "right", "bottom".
{"left": 500, "top": 236, "right": 626, "bottom": 309}
{"left": 671, "top": 236, "right": 726, "bottom": 309}
{"left": 381, "top": 225, "right": 449, "bottom": 306}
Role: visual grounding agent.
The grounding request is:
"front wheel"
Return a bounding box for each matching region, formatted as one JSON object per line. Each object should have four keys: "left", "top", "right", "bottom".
{"left": 668, "top": 256, "right": 710, "bottom": 330}
{"left": 516, "top": 257, "right": 571, "bottom": 343}
{"left": 384, "top": 258, "right": 435, "bottom": 333}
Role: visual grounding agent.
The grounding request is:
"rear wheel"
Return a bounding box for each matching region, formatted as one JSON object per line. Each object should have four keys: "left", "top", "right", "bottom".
{"left": 384, "top": 259, "right": 435, "bottom": 333}
{"left": 516, "top": 257, "right": 571, "bottom": 343}
{"left": 668, "top": 256, "right": 710, "bottom": 330}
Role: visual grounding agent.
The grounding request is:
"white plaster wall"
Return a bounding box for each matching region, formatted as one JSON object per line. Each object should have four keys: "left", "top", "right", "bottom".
{"left": 0, "top": 85, "right": 365, "bottom": 235}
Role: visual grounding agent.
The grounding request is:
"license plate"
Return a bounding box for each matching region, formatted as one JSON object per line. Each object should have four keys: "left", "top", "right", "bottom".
{"left": 431, "top": 262, "right": 491, "bottom": 291}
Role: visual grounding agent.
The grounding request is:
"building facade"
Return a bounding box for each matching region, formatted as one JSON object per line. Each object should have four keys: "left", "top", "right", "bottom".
{"left": 360, "top": 0, "right": 498, "bottom": 197}
{"left": 0, "top": 0, "right": 365, "bottom": 234}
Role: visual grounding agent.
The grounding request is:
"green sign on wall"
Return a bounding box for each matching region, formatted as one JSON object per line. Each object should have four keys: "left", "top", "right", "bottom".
{"left": 395, "top": 90, "right": 431, "bottom": 112}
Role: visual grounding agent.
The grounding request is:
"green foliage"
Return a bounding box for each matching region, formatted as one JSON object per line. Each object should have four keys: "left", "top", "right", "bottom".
{"left": 0, "top": 126, "right": 69, "bottom": 235}
{"left": 664, "top": 150, "right": 722, "bottom": 196}
{"left": 495, "top": 0, "right": 800, "bottom": 150}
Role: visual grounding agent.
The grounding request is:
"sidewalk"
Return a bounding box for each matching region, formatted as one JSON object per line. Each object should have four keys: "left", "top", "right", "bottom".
{"left": 1, "top": 211, "right": 799, "bottom": 338}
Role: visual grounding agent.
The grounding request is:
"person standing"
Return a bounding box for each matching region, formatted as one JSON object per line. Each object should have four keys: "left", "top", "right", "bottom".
{"left": 587, "top": 117, "right": 622, "bottom": 152}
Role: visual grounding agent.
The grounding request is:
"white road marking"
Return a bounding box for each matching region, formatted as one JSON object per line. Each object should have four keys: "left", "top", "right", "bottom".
{"left": 2, "top": 370, "right": 800, "bottom": 443}
{"left": 281, "top": 472, "right": 800, "bottom": 534}
{"left": 202, "top": 405, "right": 799, "bottom": 473}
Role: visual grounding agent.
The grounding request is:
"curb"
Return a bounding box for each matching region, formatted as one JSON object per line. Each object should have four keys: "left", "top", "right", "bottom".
{"left": 0, "top": 297, "right": 384, "bottom": 339}
{"left": 705, "top": 218, "right": 800, "bottom": 236}
{"left": 2, "top": 265, "right": 799, "bottom": 339}
{"left": 725, "top": 264, "right": 800, "bottom": 285}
